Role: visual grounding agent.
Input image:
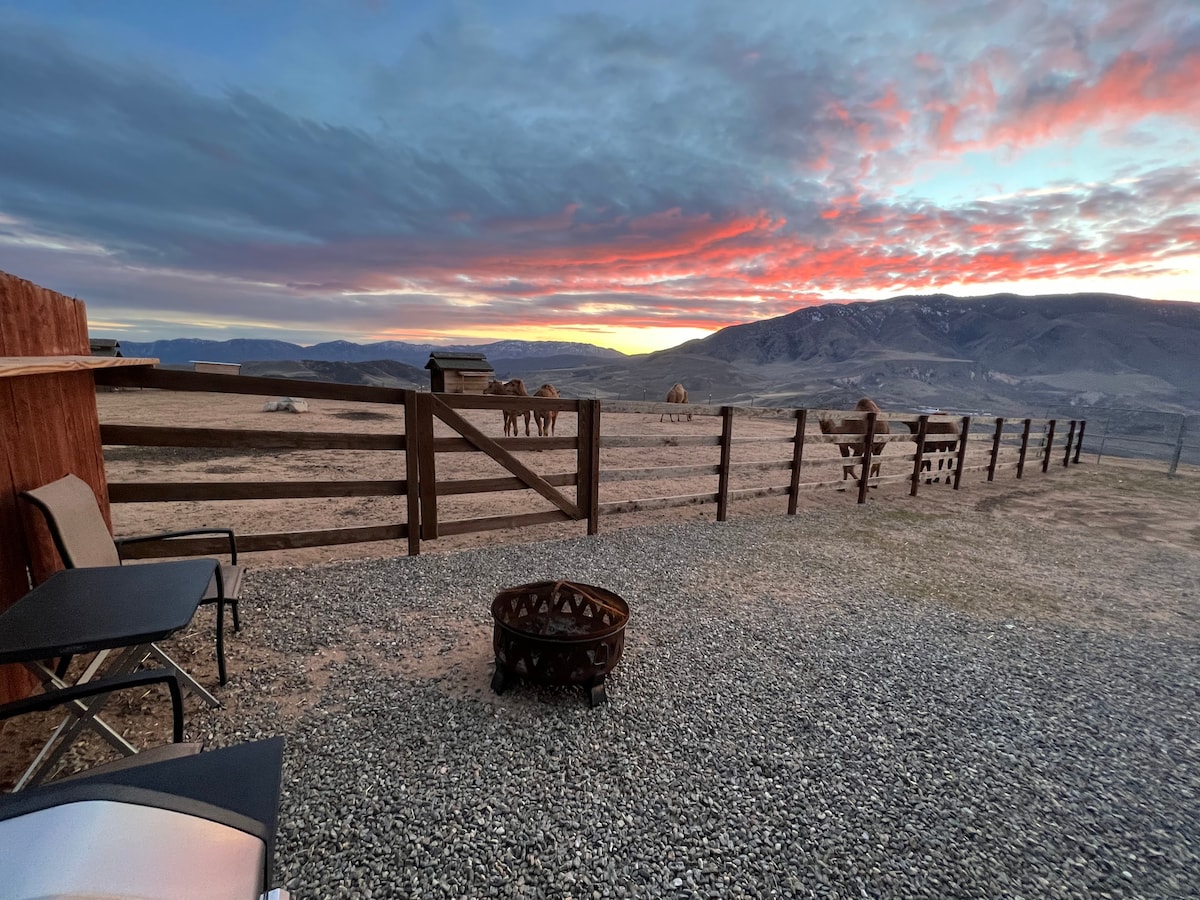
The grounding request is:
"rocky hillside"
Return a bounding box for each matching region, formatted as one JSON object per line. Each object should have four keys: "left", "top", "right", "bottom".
{"left": 128, "top": 293, "right": 1199, "bottom": 414}
{"left": 517, "top": 293, "right": 1198, "bottom": 414}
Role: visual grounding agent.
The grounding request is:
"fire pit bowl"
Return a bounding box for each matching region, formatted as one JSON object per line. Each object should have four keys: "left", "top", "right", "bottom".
{"left": 491, "top": 580, "right": 629, "bottom": 706}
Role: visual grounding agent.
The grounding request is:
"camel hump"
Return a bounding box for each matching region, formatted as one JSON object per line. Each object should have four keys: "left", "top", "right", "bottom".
{"left": 535, "top": 383, "right": 559, "bottom": 397}
{"left": 855, "top": 397, "right": 882, "bottom": 413}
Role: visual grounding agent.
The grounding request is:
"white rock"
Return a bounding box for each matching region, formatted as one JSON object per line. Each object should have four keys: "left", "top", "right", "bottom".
{"left": 263, "top": 397, "right": 309, "bottom": 413}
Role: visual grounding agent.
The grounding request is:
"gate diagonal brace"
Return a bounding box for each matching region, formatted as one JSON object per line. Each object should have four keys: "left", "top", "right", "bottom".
{"left": 429, "top": 397, "right": 582, "bottom": 519}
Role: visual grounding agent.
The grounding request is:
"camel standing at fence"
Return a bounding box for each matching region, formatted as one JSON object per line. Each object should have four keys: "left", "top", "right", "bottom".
{"left": 532, "top": 383, "right": 559, "bottom": 436}
{"left": 908, "top": 413, "right": 959, "bottom": 484}
{"left": 484, "top": 378, "right": 531, "bottom": 437}
{"left": 660, "top": 383, "right": 692, "bottom": 422}
{"left": 818, "top": 397, "right": 890, "bottom": 482}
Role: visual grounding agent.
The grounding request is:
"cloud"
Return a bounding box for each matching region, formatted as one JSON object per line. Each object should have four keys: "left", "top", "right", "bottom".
{"left": 0, "top": 2, "right": 1198, "bottom": 348}
{"left": 907, "top": 1, "right": 1200, "bottom": 156}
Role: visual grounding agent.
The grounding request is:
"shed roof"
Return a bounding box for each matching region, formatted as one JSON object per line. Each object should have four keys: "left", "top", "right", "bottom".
{"left": 89, "top": 338, "right": 122, "bottom": 358}
{"left": 425, "top": 352, "right": 494, "bottom": 372}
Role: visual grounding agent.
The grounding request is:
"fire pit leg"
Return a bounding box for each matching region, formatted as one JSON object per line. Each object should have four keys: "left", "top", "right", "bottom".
{"left": 586, "top": 675, "right": 607, "bottom": 707}
{"left": 491, "top": 664, "right": 513, "bottom": 695}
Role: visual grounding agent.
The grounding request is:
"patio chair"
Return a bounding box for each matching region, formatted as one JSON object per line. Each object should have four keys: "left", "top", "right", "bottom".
{"left": 1, "top": 667, "right": 189, "bottom": 751}
{"left": 22, "top": 473, "right": 245, "bottom": 685}
{"left": 0, "top": 667, "right": 201, "bottom": 789}
{"left": 0, "top": 736, "right": 287, "bottom": 899}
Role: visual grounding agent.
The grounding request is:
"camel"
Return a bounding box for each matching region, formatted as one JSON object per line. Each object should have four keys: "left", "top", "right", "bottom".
{"left": 484, "top": 378, "right": 531, "bottom": 436}
{"left": 908, "top": 412, "right": 959, "bottom": 484}
{"left": 532, "top": 383, "right": 559, "bottom": 436}
{"left": 817, "top": 397, "right": 890, "bottom": 482}
{"left": 660, "top": 383, "right": 692, "bottom": 422}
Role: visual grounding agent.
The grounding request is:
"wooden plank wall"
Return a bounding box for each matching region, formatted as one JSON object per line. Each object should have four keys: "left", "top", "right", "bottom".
{"left": 0, "top": 270, "right": 109, "bottom": 704}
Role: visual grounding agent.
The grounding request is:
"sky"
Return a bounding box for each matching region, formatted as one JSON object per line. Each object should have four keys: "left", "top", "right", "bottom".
{"left": 1, "top": 0, "right": 1198, "bottom": 355}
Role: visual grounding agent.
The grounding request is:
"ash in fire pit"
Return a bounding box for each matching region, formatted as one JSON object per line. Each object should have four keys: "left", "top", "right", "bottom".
{"left": 491, "top": 580, "right": 629, "bottom": 707}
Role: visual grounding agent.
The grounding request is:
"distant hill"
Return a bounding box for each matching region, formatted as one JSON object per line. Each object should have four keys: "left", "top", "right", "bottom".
{"left": 239, "top": 358, "right": 429, "bottom": 388}
{"left": 117, "top": 337, "right": 626, "bottom": 368}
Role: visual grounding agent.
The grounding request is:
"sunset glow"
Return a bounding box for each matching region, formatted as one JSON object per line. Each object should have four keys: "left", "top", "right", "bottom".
{"left": 1, "top": 1, "right": 1197, "bottom": 354}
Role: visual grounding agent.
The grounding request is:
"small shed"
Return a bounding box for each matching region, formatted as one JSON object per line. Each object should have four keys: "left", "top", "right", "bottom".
{"left": 91, "top": 339, "right": 124, "bottom": 391}
{"left": 425, "top": 351, "right": 494, "bottom": 394}
{"left": 89, "top": 338, "right": 122, "bottom": 358}
{"left": 191, "top": 360, "right": 242, "bottom": 376}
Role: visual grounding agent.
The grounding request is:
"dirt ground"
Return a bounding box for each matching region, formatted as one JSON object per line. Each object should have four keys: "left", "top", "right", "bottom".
{"left": 89, "top": 389, "right": 1161, "bottom": 567}
{"left": 2, "top": 388, "right": 1197, "bottom": 789}
{"left": 92, "top": 388, "right": 894, "bottom": 566}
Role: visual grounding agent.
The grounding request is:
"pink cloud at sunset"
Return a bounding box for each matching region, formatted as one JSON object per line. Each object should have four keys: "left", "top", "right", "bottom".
{"left": 0, "top": 0, "right": 1196, "bottom": 353}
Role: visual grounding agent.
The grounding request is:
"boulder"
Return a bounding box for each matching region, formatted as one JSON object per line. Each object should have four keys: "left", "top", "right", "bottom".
{"left": 262, "top": 397, "right": 309, "bottom": 413}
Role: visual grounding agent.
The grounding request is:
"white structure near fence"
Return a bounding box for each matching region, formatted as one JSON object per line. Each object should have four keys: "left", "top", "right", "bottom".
{"left": 191, "top": 360, "right": 242, "bottom": 376}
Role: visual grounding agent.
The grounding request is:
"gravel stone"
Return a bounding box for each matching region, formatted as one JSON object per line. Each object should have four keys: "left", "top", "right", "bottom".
{"left": 191, "top": 505, "right": 1199, "bottom": 899}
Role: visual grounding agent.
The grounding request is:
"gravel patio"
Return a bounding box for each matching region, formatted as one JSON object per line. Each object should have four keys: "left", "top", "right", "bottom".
{"left": 172, "top": 464, "right": 1200, "bottom": 899}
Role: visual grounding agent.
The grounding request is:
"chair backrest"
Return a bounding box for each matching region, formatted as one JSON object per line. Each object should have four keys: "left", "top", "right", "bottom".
{"left": 21, "top": 474, "right": 122, "bottom": 568}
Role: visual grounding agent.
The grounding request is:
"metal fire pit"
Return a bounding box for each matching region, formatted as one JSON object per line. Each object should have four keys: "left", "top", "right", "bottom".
{"left": 491, "top": 580, "right": 629, "bottom": 707}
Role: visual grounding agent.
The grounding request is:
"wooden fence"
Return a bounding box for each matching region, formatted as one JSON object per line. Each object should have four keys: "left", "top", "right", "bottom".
{"left": 92, "top": 367, "right": 1082, "bottom": 560}
{"left": 1059, "top": 406, "right": 1200, "bottom": 474}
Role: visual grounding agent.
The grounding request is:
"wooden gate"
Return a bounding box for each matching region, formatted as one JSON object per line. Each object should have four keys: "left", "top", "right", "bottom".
{"left": 405, "top": 391, "right": 595, "bottom": 555}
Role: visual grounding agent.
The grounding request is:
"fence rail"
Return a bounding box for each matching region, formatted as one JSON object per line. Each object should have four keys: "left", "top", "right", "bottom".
{"left": 1043, "top": 406, "right": 1199, "bottom": 475}
{"left": 93, "top": 367, "right": 1082, "bottom": 559}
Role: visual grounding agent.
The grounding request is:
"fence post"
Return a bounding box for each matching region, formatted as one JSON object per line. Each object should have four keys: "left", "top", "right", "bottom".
{"left": 910, "top": 414, "right": 930, "bottom": 497}
{"left": 787, "top": 409, "right": 807, "bottom": 515}
{"left": 1073, "top": 421, "right": 1086, "bottom": 464}
{"left": 414, "top": 391, "right": 440, "bottom": 540}
{"left": 1096, "top": 412, "right": 1113, "bottom": 463}
{"left": 1169, "top": 415, "right": 1187, "bottom": 477}
{"left": 403, "top": 390, "right": 422, "bottom": 556}
{"left": 987, "top": 417, "right": 1004, "bottom": 481}
{"left": 1062, "top": 420, "right": 1076, "bottom": 467}
{"left": 952, "top": 416, "right": 971, "bottom": 489}
{"left": 716, "top": 406, "right": 734, "bottom": 521}
{"left": 578, "top": 399, "right": 601, "bottom": 534}
{"left": 1042, "top": 420, "right": 1057, "bottom": 473}
{"left": 1016, "top": 418, "right": 1032, "bottom": 478}
{"left": 857, "top": 411, "right": 877, "bottom": 504}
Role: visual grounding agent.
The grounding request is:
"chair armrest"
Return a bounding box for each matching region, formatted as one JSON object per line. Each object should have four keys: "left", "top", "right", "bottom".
{"left": 115, "top": 527, "right": 238, "bottom": 564}
{"left": 0, "top": 670, "right": 185, "bottom": 743}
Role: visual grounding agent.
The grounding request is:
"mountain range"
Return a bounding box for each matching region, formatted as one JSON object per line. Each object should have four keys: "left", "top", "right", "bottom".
{"left": 115, "top": 293, "right": 1200, "bottom": 415}
{"left": 118, "top": 337, "right": 625, "bottom": 369}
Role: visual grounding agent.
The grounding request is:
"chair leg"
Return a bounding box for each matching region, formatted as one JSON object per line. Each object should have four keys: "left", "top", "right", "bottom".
{"left": 232, "top": 598, "right": 241, "bottom": 633}
{"left": 216, "top": 601, "right": 228, "bottom": 686}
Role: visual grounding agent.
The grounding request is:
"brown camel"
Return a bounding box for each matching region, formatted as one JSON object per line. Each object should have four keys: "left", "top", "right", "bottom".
{"left": 532, "top": 383, "right": 559, "bottom": 436}
{"left": 484, "top": 378, "right": 531, "bottom": 436}
{"left": 907, "top": 412, "right": 959, "bottom": 484}
{"left": 661, "top": 383, "right": 692, "bottom": 422}
{"left": 817, "top": 397, "right": 890, "bottom": 481}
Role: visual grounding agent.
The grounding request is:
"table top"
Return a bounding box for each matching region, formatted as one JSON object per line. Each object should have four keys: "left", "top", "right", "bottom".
{"left": 0, "top": 560, "right": 218, "bottom": 665}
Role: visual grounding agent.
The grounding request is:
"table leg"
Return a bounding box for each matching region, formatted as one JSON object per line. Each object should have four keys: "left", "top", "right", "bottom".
{"left": 144, "top": 644, "right": 220, "bottom": 709}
